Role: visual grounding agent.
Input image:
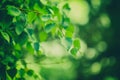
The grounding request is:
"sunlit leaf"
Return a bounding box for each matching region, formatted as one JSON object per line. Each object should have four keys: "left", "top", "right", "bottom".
{"left": 7, "top": 5, "right": 21, "bottom": 16}
{"left": 26, "top": 42, "right": 34, "bottom": 54}
{"left": 1, "top": 31, "right": 10, "bottom": 42}
{"left": 65, "top": 30, "right": 73, "bottom": 38}
{"left": 70, "top": 48, "right": 78, "bottom": 56}
{"left": 14, "top": 44, "right": 21, "bottom": 50}
{"left": 73, "top": 39, "right": 80, "bottom": 49}
{"left": 66, "top": 24, "right": 74, "bottom": 33}
{"left": 27, "top": 12, "right": 36, "bottom": 23}
{"left": 39, "top": 31, "right": 48, "bottom": 42}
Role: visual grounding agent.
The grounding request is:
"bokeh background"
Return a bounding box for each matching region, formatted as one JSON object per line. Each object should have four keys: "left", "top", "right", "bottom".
{"left": 24, "top": 0, "right": 120, "bottom": 80}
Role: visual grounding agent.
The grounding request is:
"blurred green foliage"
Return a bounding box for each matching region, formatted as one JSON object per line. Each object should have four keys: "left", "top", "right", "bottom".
{"left": 0, "top": 0, "right": 120, "bottom": 80}
{"left": 0, "top": 0, "right": 79, "bottom": 79}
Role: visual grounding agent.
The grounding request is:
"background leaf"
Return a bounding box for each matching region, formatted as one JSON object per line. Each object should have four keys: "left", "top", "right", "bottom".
{"left": 34, "top": 42, "right": 40, "bottom": 51}
{"left": 7, "top": 68, "right": 17, "bottom": 79}
{"left": 44, "top": 23, "right": 56, "bottom": 33}
{"left": 7, "top": 5, "right": 21, "bottom": 16}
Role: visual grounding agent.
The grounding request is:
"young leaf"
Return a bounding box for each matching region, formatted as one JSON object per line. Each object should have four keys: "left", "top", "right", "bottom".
{"left": 65, "top": 30, "right": 73, "bottom": 38}
{"left": 39, "top": 31, "right": 48, "bottom": 42}
{"left": 26, "top": 42, "right": 34, "bottom": 54}
{"left": 70, "top": 48, "right": 78, "bottom": 56}
{"left": 27, "top": 12, "right": 36, "bottom": 23}
{"left": 7, "top": 5, "right": 21, "bottom": 16}
{"left": 73, "top": 39, "right": 80, "bottom": 49}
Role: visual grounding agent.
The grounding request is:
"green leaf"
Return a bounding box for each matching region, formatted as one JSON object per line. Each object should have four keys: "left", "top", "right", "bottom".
{"left": 26, "top": 42, "right": 34, "bottom": 54}
{"left": 65, "top": 37, "right": 72, "bottom": 50}
{"left": 41, "top": 14, "right": 51, "bottom": 21}
{"left": 63, "top": 3, "right": 71, "bottom": 11}
{"left": 34, "top": 42, "right": 40, "bottom": 51}
{"left": 19, "top": 68, "right": 25, "bottom": 77}
{"left": 27, "top": 70, "right": 34, "bottom": 76}
{"left": 0, "top": 51, "right": 4, "bottom": 57}
{"left": 66, "top": 24, "right": 74, "bottom": 33}
{"left": 39, "top": 31, "right": 48, "bottom": 42}
{"left": 15, "top": 25, "right": 25, "bottom": 35}
{"left": 7, "top": 5, "right": 21, "bottom": 16}
{"left": 27, "top": 12, "right": 36, "bottom": 23}
{"left": 15, "top": 13, "right": 26, "bottom": 35}
{"left": 27, "top": 28, "right": 34, "bottom": 36}
{"left": 14, "top": 44, "right": 21, "bottom": 50}
{"left": 0, "top": 11, "right": 13, "bottom": 29}
{"left": 73, "top": 39, "right": 80, "bottom": 49}
{"left": 70, "top": 48, "right": 78, "bottom": 56}
{"left": 16, "top": 13, "right": 26, "bottom": 25}
{"left": 2, "top": 56, "right": 14, "bottom": 65}
{"left": 44, "top": 23, "right": 55, "bottom": 33}
{"left": 7, "top": 68, "right": 17, "bottom": 79}
{"left": 1, "top": 31, "right": 10, "bottom": 42}
{"left": 16, "top": 32, "right": 28, "bottom": 45}
{"left": 65, "top": 30, "right": 73, "bottom": 38}
{"left": 12, "top": 51, "right": 21, "bottom": 59}
{"left": 62, "top": 17, "right": 70, "bottom": 28}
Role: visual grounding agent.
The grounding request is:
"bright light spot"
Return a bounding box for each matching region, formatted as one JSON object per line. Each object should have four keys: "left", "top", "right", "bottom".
{"left": 91, "top": 0, "right": 101, "bottom": 9}
{"left": 79, "top": 39, "right": 87, "bottom": 53}
{"left": 100, "top": 13, "right": 111, "bottom": 28}
{"left": 41, "top": 40, "right": 67, "bottom": 57}
{"left": 96, "top": 41, "right": 107, "bottom": 52}
{"left": 85, "top": 48, "right": 97, "bottom": 59}
{"left": 68, "top": 0, "right": 90, "bottom": 25}
{"left": 91, "top": 62, "right": 102, "bottom": 74}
